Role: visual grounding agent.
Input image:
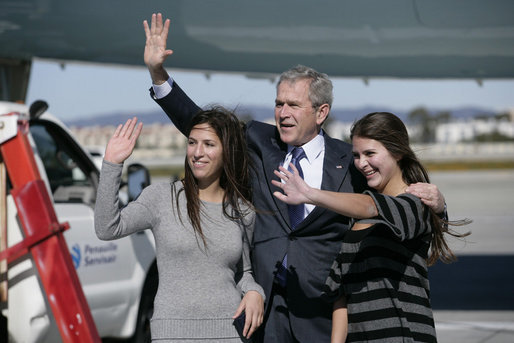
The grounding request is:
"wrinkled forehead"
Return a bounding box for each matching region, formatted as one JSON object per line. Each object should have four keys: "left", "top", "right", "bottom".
{"left": 276, "top": 78, "right": 313, "bottom": 101}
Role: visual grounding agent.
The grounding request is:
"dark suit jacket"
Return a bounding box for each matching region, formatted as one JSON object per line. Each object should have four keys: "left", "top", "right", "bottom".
{"left": 153, "top": 83, "right": 366, "bottom": 342}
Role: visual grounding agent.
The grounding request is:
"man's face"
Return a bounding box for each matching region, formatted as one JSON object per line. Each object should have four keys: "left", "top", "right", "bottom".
{"left": 274, "top": 79, "right": 325, "bottom": 146}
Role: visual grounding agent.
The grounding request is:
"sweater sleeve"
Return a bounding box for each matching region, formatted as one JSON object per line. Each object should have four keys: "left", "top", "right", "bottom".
{"left": 235, "top": 210, "right": 266, "bottom": 302}
{"left": 360, "top": 191, "right": 432, "bottom": 241}
{"left": 94, "top": 160, "right": 155, "bottom": 240}
{"left": 363, "top": 191, "right": 433, "bottom": 241}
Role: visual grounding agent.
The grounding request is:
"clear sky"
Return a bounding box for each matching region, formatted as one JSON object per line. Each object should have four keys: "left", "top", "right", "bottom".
{"left": 26, "top": 58, "right": 514, "bottom": 122}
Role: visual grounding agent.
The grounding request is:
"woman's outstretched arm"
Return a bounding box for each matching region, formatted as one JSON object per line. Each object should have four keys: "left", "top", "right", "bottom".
{"left": 272, "top": 164, "right": 377, "bottom": 219}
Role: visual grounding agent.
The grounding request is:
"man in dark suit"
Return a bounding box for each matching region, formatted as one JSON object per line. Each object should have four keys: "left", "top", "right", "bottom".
{"left": 143, "top": 13, "right": 446, "bottom": 342}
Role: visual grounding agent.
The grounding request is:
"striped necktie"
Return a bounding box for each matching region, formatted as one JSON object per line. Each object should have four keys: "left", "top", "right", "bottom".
{"left": 276, "top": 147, "right": 306, "bottom": 288}
{"left": 287, "top": 147, "right": 306, "bottom": 229}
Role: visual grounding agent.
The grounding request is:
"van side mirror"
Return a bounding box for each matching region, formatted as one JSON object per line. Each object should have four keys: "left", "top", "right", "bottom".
{"left": 29, "top": 100, "right": 49, "bottom": 120}
{"left": 127, "top": 163, "right": 150, "bottom": 201}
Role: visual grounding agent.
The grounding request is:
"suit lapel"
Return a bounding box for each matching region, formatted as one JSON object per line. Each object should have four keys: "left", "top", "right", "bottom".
{"left": 263, "top": 135, "right": 291, "bottom": 230}
{"left": 295, "top": 134, "right": 353, "bottom": 231}
{"left": 320, "top": 135, "right": 352, "bottom": 192}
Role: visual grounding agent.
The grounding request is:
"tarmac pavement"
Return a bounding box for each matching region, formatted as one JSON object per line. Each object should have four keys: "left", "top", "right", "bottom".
{"left": 429, "top": 170, "right": 514, "bottom": 343}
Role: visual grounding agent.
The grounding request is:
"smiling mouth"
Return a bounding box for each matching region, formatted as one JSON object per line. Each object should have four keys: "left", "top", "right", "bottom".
{"left": 364, "top": 169, "right": 376, "bottom": 176}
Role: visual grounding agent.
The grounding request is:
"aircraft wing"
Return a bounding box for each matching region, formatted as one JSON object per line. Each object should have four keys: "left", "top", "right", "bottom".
{"left": 1, "top": 0, "right": 513, "bottom": 100}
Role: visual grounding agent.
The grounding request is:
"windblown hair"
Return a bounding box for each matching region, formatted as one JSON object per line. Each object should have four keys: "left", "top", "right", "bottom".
{"left": 278, "top": 65, "right": 333, "bottom": 110}
{"left": 350, "top": 112, "right": 470, "bottom": 265}
{"left": 174, "top": 106, "right": 252, "bottom": 248}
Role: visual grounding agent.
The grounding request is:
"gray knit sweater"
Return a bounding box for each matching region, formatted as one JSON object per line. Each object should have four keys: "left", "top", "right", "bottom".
{"left": 95, "top": 161, "right": 264, "bottom": 341}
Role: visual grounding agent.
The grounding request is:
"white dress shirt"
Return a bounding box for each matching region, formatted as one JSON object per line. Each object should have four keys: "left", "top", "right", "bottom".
{"left": 152, "top": 77, "right": 174, "bottom": 99}
{"left": 282, "top": 133, "right": 325, "bottom": 218}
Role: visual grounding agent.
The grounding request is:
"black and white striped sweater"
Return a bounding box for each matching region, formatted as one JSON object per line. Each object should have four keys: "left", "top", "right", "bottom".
{"left": 324, "top": 191, "right": 437, "bottom": 343}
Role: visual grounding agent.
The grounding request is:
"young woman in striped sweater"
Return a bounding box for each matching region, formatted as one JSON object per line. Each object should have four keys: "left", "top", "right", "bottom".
{"left": 272, "top": 112, "right": 469, "bottom": 343}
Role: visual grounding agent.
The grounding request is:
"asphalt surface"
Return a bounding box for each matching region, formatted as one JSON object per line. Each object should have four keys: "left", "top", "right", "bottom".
{"left": 429, "top": 170, "right": 514, "bottom": 343}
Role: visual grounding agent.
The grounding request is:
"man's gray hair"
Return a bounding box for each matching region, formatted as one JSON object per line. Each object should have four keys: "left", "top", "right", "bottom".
{"left": 277, "top": 65, "right": 333, "bottom": 109}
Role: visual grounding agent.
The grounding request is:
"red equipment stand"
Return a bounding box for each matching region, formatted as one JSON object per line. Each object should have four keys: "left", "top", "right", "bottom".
{"left": 0, "top": 116, "right": 101, "bottom": 342}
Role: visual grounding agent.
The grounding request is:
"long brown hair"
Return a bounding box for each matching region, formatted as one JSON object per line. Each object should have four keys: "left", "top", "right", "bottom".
{"left": 351, "top": 112, "right": 470, "bottom": 266}
{"left": 174, "top": 106, "right": 252, "bottom": 247}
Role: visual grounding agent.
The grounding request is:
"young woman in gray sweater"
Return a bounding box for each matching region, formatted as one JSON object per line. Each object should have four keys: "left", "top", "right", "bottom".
{"left": 95, "top": 108, "right": 265, "bottom": 342}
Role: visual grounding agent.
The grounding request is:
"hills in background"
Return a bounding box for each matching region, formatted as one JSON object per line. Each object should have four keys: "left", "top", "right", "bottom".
{"left": 64, "top": 105, "right": 500, "bottom": 128}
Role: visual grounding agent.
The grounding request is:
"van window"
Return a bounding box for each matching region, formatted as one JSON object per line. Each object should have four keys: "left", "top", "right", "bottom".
{"left": 30, "top": 121, "right": 98, "bottom": 205}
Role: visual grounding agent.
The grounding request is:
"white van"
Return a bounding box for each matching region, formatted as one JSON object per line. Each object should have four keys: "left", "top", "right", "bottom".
{"left": 0, "top": 101, "right": 157, "bottom": 342}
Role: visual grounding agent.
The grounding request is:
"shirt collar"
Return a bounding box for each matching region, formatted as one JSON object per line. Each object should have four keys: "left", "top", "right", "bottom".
{"left": 288, "top": 131, "right": 325, "bottom": 163}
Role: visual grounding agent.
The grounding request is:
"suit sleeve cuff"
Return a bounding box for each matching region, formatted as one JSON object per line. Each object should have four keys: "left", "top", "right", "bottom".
{"left": 151, "top": 77, "right": 174, "bottom": 99}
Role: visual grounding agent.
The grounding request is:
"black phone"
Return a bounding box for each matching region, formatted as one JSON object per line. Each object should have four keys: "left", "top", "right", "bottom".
{"left": 233, "top": 311, "right": 251, "bottom": 342}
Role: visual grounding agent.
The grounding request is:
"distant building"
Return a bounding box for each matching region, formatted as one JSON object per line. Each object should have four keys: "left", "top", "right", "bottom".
{"left": 435, "top": 118, "right": 514, "bottom": 143}
{"left": 70, "top": 113, "right": 514, "bottom": 164}
{"left": 70, "top": 123, "right": 186, "bottom": 160}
